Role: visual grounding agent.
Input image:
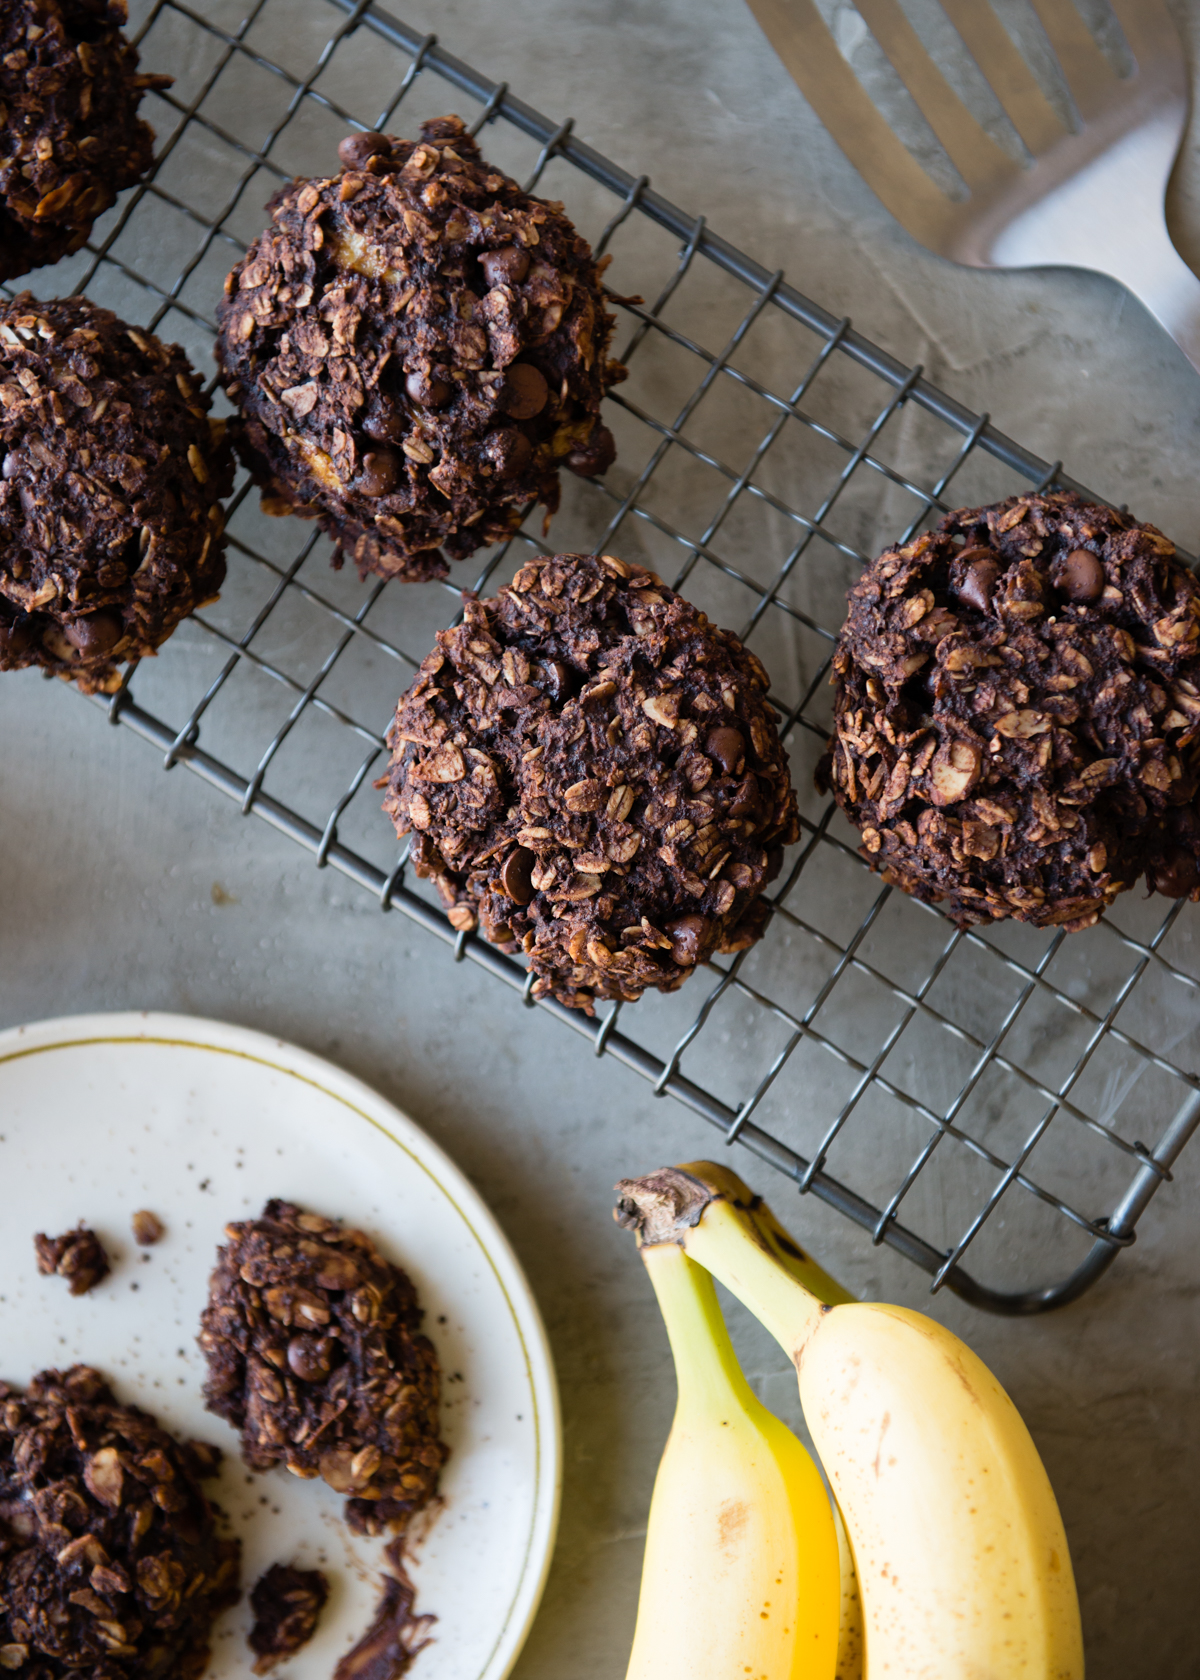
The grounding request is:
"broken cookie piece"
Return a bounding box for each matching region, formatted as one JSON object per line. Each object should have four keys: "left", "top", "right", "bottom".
{"left": 215, "top": 114, "right": 625, "bottom": 583}
{"left": 249, "top": 1562, "right": 329, "bottom": 1674}
{"left": 0, "top": 1364, "right": 240, "bottom": 1678}
{"left": 34, "top": 1222, "right": 110, "bottom": 1295}
{"left": 821, "top": 489, "right": 1200, "bottom": 930}
{"left": 198, "top": 1199, "right": 447, "bottom": 1535}
{"left": 333, "top": 1542, "right": 433, "bottom": 1680}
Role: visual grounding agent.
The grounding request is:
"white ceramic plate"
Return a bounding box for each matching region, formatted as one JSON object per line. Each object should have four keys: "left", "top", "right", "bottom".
{"left": 0, "top": 1012, "right": 561, "bottom": 1680}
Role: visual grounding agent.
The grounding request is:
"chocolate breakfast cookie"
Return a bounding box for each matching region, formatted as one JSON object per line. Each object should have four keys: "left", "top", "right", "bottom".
{"left": 215, "top": 115, "right": 624, "bottom": 584}
{"left": 198, "top": 1200, "right": 446, "bottom": 1539}
{"left": 1, "top": 1, "right": 170, "bottom": 283}
{"left": 0, "top": 1364, "right": 240, "bottom": 1680}
{"left": 0, "top": 293, "right": 232, "bottom": 693}
{"left": 382, "top": 553, "right": 800, "bottom": 1012}
{"left": 822, "top": 490, "right": 1200, "bottom": 929}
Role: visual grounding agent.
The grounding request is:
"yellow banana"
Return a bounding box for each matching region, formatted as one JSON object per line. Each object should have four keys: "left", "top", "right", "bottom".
{"left": 615, "top": 1166, "right": 1084, "bottom": 1680}
{"left": 625, "top": 1239, "right": 841, "bottom": 1680}
{"left": 676, "top": 1161, "right": 864, "bottom": 1678}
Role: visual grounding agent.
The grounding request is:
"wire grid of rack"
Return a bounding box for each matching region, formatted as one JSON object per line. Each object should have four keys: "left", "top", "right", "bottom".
{"left": 10, "top": 0, "right": 1200, "bottom": 1314}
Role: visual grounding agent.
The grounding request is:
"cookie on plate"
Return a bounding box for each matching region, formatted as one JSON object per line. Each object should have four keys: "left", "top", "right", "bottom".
{"left": 821, "top": 490, "right": 1200, "bottom": 930}
{"left": 215, "top": 114, "right": 625, "bottom": 583}
{"left": 198, "top": 1199, "right": 447, "bottom": 1538}
{"left": 0, "top": 1364, "right": 240, "bottom": 1680}
{"left": 0, "top": 0, "right": 170, "bottom": 282}
{"left": 381, "top": 552, "right": 800, "bottom": 1012}
{"left": 0, "top": 293, "right": 232, "bottom": 693}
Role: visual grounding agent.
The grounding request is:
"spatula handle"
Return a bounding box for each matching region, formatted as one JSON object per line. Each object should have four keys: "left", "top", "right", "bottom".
{"left": 1104, "top": 226, "right": 1200, "bottom": 380}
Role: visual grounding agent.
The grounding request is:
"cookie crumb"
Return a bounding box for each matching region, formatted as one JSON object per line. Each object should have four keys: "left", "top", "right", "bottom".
{"left": 333, "top": 1542, "right": 434, "bottom": 1680}
{"left": 132, "top": 1208, "right": 165, "bottom": 1245}
{"left": 33, "top": 1223, "right": 110, "bottom": 1295}
{"left": 249, "top": 1562, "right": 329, "bottom": 1674}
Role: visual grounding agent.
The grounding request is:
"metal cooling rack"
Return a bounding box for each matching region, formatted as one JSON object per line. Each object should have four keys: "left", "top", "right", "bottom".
{"left": 11, "top": 0, "right": 1200, "bottom": 1314}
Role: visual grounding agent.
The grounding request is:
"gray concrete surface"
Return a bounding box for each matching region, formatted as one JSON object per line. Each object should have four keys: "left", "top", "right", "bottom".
{"left": 4, "top": 0, "right": 1200, "bottom": 1673}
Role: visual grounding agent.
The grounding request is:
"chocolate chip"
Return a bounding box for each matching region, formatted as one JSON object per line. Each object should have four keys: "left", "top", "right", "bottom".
{"left": 483, "top": 428, "right": 533, "bottom": 479}
{"left": 729, "top": 774, "right": 763, "bottom": 819}
{"left": 1, "top": 451, "right": 20, "bottom": 478}
{"left": 0, "top": 616, "right": 32, "bottom": 657}
{"left": 63, "top": 608, "right": 122, "bottom": 658}
{"left": 500, "top": 847, "right": 535, "bottom": 905}
{"left": 286, "top": 1335, "right": 335, "bottom": 1384}
{"left": 566, "top": 423, "right": 616, "bottom": 479}
{"left": 706, "top": 726, "right": 745, "bottom": 775}
{"left": 534, "top": 658, "right": 578, "bottom": 703}
{"left": 405, "top": 370, "right": 452, "bottom": 409}
{"left": 499, "top": 363, "right": 548, "bottom": 420}
{"left": 1148, "top": 849, "right": 1200, "bottom": 899}
{"left": 357, "top": 449, "right": 399, "bottom": 498}
{"left": 363, "top": 408, "right": 403, "bottom": 442}
{"left": 338, "top": 132, "right": 390, "bottom": 171}
{"left": 1056, "top": 547, "right": 1105, "bottom": 604}
{"left": 479, "top": 246, "right": 530, "bottom": 288}
{"left": 956, "top": 554, "right": 1000, "bottom": 614}
{"left": 667, "top": 914, "right": 711, "bottom": 967}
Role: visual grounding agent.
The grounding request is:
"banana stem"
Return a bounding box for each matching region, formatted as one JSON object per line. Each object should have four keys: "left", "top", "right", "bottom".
{"left": 640, "top": 1243, "right": 759, "bottom": 1420}
{"left": 615, "top": 1168, "right": 826, "bottom": 1362}
{"left": 677, "top": 1161, "right": 855, "bottom": 1308}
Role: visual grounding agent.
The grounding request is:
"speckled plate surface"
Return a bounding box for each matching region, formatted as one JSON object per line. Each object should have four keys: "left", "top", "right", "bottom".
{"left": 0, "top": 1011, "right": 561, "bottom": 1680}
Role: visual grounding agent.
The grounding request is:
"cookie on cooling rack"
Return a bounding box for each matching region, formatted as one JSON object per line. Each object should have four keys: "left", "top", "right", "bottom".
{"left": 0, "top": 1, "right": 171, "bottom": 283}
{"left": 381, "top": 553, "right": 800, "bottom": 1012}
{"left": 0, "top": 293, "right": 232, "bottom": 694}
{"left": 215, "top": 114, "right": 625, "bottom": 584}
{"left": 0, "top": 1364, "right": 240, "bottom": 1679}
{"left": 199, "top": 1199, "right": 447, "bottom": 1538}
{"left": 820, "top": 490, "right": 1200, "bottom": 930}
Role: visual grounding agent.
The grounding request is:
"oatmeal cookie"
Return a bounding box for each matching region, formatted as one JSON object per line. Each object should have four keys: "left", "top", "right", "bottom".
{"left": 215, "top": 114, "right": 624, "bottom": 584}
{"left": 34, "top": 1223, "right": 109, "bottom": 1294}
{"left": 198, "top": 1200, "right": 446, "bottom": 1538}
{"left": 821, "top": 490, "right": 1200, "bottom": 929}
{"left": 0, "top": 1, "right": 170, "bottom": 283}
{"left": 0, "top": 293, "right": 232, "bottom": 694}
{"left": 381, "top": 552, "right": 800, "bottom": 1012}
{"left": 0, "top": 1364, "right": 240, "bottom": 1680}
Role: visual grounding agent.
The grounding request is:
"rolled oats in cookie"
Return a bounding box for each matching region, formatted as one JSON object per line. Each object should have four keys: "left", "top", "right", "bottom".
{"left": 0, "top": 1, "right": 171, "bottom": 283}
{"left": 0, "top": 293, "right": 232, "bottom": 694}
{"left": 0, "top": 1364, "right": 241, "bottom": 1680}
{"left": 821, "top": 490, "right": 1200, "bottom": 930}
{"left": 381, "top": 553, "right": 801, "bottom": 1012}
{"left": 215, "top": 115, "right": 625, "bottom": 584}
{"left": 198, "top": 1200, "right": 447, "bottom": 1538}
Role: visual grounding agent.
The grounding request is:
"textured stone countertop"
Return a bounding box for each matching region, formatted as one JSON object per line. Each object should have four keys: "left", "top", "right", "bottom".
{"left": 2, "top": 2, "right": 1199, "bottom": 1675}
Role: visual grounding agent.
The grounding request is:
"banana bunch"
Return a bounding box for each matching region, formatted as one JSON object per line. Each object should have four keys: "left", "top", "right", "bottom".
{"left": 615, "top": 1162, "right": 1083, "bottom": 1680}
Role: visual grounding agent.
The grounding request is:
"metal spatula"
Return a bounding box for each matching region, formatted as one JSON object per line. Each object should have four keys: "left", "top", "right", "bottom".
{"left": 746, "top": 0, "right": 1200, "bottom": 373}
